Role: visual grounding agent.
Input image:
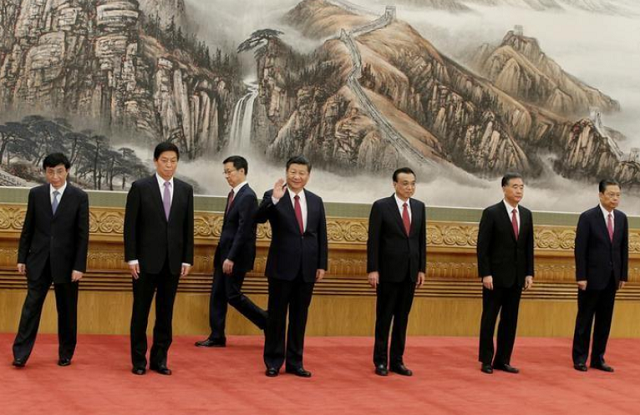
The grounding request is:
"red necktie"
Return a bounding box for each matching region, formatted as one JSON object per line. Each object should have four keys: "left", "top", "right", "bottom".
{"left": 607, "top": 213, "right": 613, "bottom": 242}
{"left": 402, "top": 202, "right": 411, "bottom": 236}
{"left": 294, "top": 195, "right": 304, "bottom": 234}
{"left": 225, "top": 190, "right": 234, "bottom": 214}
{"left": 511, "top": 209, "right": 519, "bottom": 240}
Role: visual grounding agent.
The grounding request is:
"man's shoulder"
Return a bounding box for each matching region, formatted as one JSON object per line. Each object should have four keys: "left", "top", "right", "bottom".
{"left": 66, "top": 183, "right": 88, "bottom": 198}
{"left": 173, "top": 177, "right": 193, "bottom": 190}
{"left": 483, "top": 201, "right": 503, "bottom": 214}
{"left": 304, "top": 188, "right": 322, "bottom": 202}
{"left": 373, "top": 195, "right": 394, "bottom": 207}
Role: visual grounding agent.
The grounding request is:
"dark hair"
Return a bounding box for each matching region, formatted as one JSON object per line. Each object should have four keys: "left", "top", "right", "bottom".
{"left": 599, "top": 179, "right": 620, "bottom": 193}
{"left": 223, "top": 155, "right": 248, "bottom": 175}
{"left": 154, "top": 141, "right": 180, "bottom": 161}
{"left": 501, "top": 172, "right": 523, "bottom": 187}
{"left": 42, "top": 153, "right": 70, "bottom": 170}
{"left": 286, "top": 155, "right": 312, "bottom": 172}
{"left": 393, "top": 167, "right": 416, "bottom": 182}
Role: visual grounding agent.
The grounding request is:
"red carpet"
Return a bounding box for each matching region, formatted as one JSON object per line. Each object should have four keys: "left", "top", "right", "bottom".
{"left": 1, "top": 334, "right": 639, "bottom": 415}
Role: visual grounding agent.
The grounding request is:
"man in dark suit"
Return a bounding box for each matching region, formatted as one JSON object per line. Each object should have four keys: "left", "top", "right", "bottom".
{"left": 124, "top": 142, "right": 194, "bottom": 376}
{"left": 13, "top": 153, "right": 89, "bottom": 368}
{"left": 477, "top": 172, "right": 534, "bottom": 374}
{"left": 195, "top": 155, "right": 267, "bottom": 348}
{"left": 367, "top": 167, "right": 426, "bottom": 377}
{"left": 572, "top": 179, "right": 628, "bottom": 372}
{"left": 255, "top": 155, "right": 328, "bottom": 378}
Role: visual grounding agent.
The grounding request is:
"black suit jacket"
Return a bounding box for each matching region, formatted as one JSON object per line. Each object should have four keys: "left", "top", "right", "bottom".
{"left": 255, "top": 188, "right": 328, "bottom": 283}
{"left": 18, "top": 183, "right": 89, "bottom": 284}
{"left": 213, "top": 184, "right": 257, "bottom": 274}
{"left": 367, "top": 195, "right": 426, "bottom": 282}
{"left": 477, "top": 201, "right": 534, "bottom": 288}
{"left": 575, "top": 206, "right": 628, "bottom": 290}
{"left": 124, "top": 175, "right": 194, "bottom": 275}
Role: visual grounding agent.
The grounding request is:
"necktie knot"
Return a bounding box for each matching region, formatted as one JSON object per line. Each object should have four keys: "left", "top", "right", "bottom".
{"left": 294, "top": 195, "right": 300, "bottom": 201}
{"left": 53, "top": 190, "right": 60, "bottom": 197}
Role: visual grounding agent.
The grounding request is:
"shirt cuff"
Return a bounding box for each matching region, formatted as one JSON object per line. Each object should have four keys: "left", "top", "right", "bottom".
{"left": 271, "top": 196, "right": 280, "bottom": 205}
{"left": 182, "top": 263, "right": 192, "bottom": 267}
{"left": 128, "top": 260, "right": 139, "bottom": 265}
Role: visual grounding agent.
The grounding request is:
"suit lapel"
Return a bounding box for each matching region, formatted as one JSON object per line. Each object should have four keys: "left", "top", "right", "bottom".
{"left": 595, "top": 206, "right": 612, "bottom": 245}
{"left": 386, "top": 195, "right": 406, "bottom": 236}
{"left": 280, "top": 189, "right": 299, "bottom": 233}
{"left": 409, "top": 198, "right": 421, "bottom": 237}
{"left": 500, "top": 202, "right": 517, "bottom": 242}
{"left": 304, "top": 189, "right": 316, "bottom": 235}
{"left": 40, "top": 185, "right": 53, "bottom": 219}
{"left": 53, "top": 184, "right": 71, "bottom": 219}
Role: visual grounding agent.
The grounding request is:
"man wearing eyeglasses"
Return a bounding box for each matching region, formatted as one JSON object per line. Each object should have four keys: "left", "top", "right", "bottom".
{"left": 195, "top": 155, "right": 267, "bottom": 348}
{"left": 572, "top": 179, "right": 628, "bottom": 373}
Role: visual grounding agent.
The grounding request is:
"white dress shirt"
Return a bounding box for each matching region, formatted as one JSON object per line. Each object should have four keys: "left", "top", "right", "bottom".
{"left": 394, "top": 194, "right": 412, "bottom": 222}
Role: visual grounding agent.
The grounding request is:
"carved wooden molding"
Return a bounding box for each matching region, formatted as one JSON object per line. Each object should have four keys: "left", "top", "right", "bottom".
{"left": 3, "top": 204, "right": 639, "bottom": 253}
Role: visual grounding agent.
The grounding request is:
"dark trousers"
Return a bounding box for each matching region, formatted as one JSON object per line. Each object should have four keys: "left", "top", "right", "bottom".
{"left": 208, "top": 266, "right": 267, "bottom": 341}
{"left": 373, "top": 278, "right": 416, "bottom": 367}
{"left": 263, "top": 275, "right": 315, "bottom": 370}
{"left": 130, "top": 260, "right": 179, "bottom": 369}
{"left": 479, "top": 284, "right": 522, "bottom": 365}
{"left": 13, "top": 260, "right": 79, "bottom": 362}
{"left": 572, "top": 276, "right": 617, "bottom": 365}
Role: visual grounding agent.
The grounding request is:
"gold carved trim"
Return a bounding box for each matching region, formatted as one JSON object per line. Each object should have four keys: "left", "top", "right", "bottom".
{"left": 3, "top": 204, "right": 640, "bottom": 253}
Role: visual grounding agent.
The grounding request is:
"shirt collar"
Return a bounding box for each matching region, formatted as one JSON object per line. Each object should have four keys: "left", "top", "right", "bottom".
{"left": 50, "top": 181, "right": 67, "bottom": 196}
{"left": 504, "top": 199, "right": 518, "bottom": 213}
{"left": 288, "top": 188, "right": 306, "bottom": 203}
{"left": 156, "top": 173, "right": 174, "bottom": 188}
{"left": 231, "top": 181, "right": 248, "bottom": 194}
{"left": 394, "top": 193, "right": 410, "bottom": 208}
{"left": 600, "top": 204, "right": 614, "bottom": 218}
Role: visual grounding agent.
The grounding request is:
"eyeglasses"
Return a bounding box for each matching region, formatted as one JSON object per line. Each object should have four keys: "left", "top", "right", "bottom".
{"left": 223, "top": 169, "right": 237, "bottom": 176}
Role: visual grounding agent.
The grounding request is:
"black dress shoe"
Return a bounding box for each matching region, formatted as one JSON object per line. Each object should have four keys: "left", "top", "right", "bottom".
{"left": 150, "top": 364, "right": 172, "bottom": 375}
{"left": 195, "top": 338, "right": 226, "bottom": 348}
{"left": 591, "top": 363, "right": 614, "bottom": 372}
{"left": 574, "top": 363, "right": 588, "bottom": 372}
{"left": 265, "top": 367, "right": 279, "bottom": 377}
{"left": 132, "top": 367, "right": 146, "bottom": 375}
{"left": 12, "top": 358, "right": 26, "bottom": 368}
{"left": 286, "top": 367, "right": 312, "bottom": 378}
{"left": 493, "top": 363, "right": 519, "bottom": 374}
{"left": 375, "top": 364, "right": 388, "bottom": 376}
{"left": 58, "top": 358, "right": 71, "bottom": 367}
{"left": 481, "top": 364, "right": 493, "bottom": 374}
{"left": 390, "top": 364, "right": 413, "bottom": 376}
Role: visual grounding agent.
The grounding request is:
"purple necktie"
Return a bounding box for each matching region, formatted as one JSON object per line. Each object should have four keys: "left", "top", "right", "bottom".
{"left": 511, "top": 209, "right": 519, "bottom": 240}
{"left": 607, "top": 213, "right": 613, "bottom": 242}
{"left": 163, "top": 181, "right": 171, "bottom": 221}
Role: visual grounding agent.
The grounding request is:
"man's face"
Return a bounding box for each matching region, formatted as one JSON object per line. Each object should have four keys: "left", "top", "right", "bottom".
{"left": 223, "top": 162, "right": 245, "bottom": 188}
{"left": 599, "top": 185, "right": 621, "bottom": 211}
{"left": 502, "top": 178, "right": 524, "bottom": 206}
{"left": 154, "top": 151, "right": 179, "bottom": 181}
{"left": 286, "top": 163, "right": 310, "bottom": 193}
{"left": 393, "top": 173, "right": 416, "bottom": 200}
{"left": 45, "top": 164, "right": 69, "bottom": 189}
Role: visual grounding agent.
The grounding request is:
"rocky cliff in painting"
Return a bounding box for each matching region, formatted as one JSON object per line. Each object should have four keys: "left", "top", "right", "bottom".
{"left": 0, "top": 0, "right": 238, "bottom": 160}
{"left": 248, "top": 0, "right": 640, "bottom": 187}
{"left": 468, "top": 29, "right": 619, "bottom": 116}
